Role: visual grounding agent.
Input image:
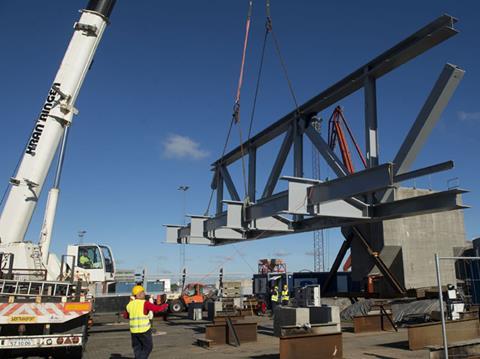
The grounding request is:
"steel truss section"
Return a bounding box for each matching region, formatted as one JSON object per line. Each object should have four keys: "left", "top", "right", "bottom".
{"left": 164, "top": 15, "right": 467, "bottom": 247}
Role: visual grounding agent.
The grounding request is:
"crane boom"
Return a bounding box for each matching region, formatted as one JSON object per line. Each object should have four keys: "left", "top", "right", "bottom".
{"left": 0, "top": 0, "right": 115, "bottom": 245}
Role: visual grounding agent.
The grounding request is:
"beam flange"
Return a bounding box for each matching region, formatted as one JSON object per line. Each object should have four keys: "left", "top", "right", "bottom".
{"left": 372, "top": 188, "right": 468, "bottom": 220}
{"left": 306, "top": 163, "right": 394, "bottom": 205}
{"left": 305, "top": 126, "right": 348, "bottom": 177}
{"left": 393, "top": 64, "right": 464, "bottom": 176}
{"left": 262, "top": 127, "right": 294, "bottom": 198}
{"left": 220, "top": 166, "right": 240, "bottom": 201}
{"left": 393, "top": 160, "right": 454, "bottom": 183}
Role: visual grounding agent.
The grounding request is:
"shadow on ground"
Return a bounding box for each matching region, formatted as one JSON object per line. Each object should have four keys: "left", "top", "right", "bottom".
{"left": 89, "top": 327, "right": 130, "bottom": 334}
{"left": 378, "top": 340, "right": 410, "bottom": 350}
{"left": 109, "top": 354, "right": 133, "bottom": 359}
{"left": 257, "top": 325, "right": 275, "bottom": 337}
{"left": 362, "top": 354, "right": 397, "bottom": 359}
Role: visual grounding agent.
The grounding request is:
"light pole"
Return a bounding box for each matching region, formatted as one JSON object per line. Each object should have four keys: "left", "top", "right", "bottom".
{"left": 177, "top": 186, "right": 189, "bottom": 272}
{"left": 78, "top": 230, "right": 87, "bottom": 244}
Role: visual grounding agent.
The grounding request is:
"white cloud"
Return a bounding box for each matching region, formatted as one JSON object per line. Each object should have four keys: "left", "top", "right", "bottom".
{"left": 162, "top": 134, "right": 210, "bottom": 160}
{"left": 458, "top": 111, "right": 480, "bottom": 122}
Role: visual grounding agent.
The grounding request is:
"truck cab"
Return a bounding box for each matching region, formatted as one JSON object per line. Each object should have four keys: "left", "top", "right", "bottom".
{"left": 67, "top": 244, "right": 115, "bottom": 292}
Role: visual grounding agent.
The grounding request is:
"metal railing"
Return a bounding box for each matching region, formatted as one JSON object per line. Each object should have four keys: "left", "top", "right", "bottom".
{"left": 435, "top": 254, "right": 480, "bottom": 358}
{"left": 0, "top": 278, "right": 78, "bottom": 299}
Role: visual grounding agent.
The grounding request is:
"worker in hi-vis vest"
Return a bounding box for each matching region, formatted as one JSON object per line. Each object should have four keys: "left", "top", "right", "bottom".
{"left": 281, "top": 284, "right": 290, "bottom": 305}
{"left": 271, "top": 285, "right": 279, "bottom": 315}
{"left": 123, "top": 285, "right": 168, "bottom": 359}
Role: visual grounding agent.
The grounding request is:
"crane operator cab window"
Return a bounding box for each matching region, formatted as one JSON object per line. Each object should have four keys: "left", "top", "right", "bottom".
{"left": 77, "top": 246, "right": 103, "bottom": 269}
{"left": 186, "top": 285, "right": 196, "bottom": 297}
{"left": 100, "top": 245, "right": 114, "bottom": 273}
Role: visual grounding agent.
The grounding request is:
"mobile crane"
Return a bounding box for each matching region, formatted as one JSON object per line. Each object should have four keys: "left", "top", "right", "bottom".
{"left": 0, "top": 1, "right": 116, "bottom": 356}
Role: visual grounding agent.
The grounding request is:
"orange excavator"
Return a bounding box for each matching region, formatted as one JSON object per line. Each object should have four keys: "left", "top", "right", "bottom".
{"left": 327, "top": 106, "right": 367, "bottom": 271}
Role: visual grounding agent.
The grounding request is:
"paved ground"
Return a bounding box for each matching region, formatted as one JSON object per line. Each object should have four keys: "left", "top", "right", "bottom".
{"left": 81, "top": 313, "right": 429, "bottom": 359}
{"left": 5, "top": 313, "right": 430, "bottom": 358}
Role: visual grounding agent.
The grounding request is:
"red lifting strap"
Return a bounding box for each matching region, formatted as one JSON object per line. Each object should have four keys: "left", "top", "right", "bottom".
{"left": 233, "top": 0, "right": 253, "bottom": 123}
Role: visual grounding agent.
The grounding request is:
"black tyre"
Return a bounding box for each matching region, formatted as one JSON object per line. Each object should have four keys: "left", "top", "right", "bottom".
{"left": 169, "top": 300, "right": 184, "bottom": 313}
{"left": 55, "top": 346, "right": 83, "bottom": 359}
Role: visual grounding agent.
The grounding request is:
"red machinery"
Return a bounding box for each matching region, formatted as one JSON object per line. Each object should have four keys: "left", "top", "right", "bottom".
{"left": 327, "top": 106, "right": 367, "bottom": 271}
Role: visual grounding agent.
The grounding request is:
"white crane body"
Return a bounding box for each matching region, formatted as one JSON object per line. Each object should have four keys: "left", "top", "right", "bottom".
{"left": 0, "top": 1, "right": 116, "bottom": 283}
{"left": 0, "top": 2, "right": 120, "bottom": 355}
{"left": 0, "top": 10, "right": 107, "bottom": 246}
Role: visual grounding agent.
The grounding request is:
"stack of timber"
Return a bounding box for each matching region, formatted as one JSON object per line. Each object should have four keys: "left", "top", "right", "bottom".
{"left": 239, "top": 296, "right": 257, "bottom": 316}
{"left": 222, "top": 281, "right": 242, "bottom": 297}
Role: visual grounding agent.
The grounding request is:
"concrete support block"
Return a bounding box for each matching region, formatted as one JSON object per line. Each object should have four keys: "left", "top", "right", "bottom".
{"left": 309, "top": 306, "right": 340, "bottom": 324}
{"left": 274, "top": 306, "right": 310, "bottom": 337}
{"left": 309, "top": 306, "right": 341, "bottom": 332}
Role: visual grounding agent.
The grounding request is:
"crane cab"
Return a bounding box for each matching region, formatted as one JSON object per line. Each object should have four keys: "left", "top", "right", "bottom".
{"left": 67, "top": 244, "right": 115, "bottom": 291}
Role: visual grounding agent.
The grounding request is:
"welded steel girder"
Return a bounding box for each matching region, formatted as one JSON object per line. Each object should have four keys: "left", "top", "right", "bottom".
{"left": 164, "top": 14, "right": 468, "bottom": 246}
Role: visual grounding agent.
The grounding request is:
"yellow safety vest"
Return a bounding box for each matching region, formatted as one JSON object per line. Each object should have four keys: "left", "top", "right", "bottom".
{"left": 126, "top": 299, "right": 151, "bottom": 334}
{"left": 271, "top": 290, "right": 279, "bottom": 302}
{"left": 281, "top": 290, "right": 289, "bottom": 301}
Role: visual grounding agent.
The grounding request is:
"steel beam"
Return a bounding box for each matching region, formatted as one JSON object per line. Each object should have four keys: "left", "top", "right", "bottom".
{"left": 307, "top": 163, "right": 394, "bottom": 205}
{"left": 219, "top": 166, "right": 240, "bottom": 201}
{"left": 372, "top": 188, "right": 468, "bottom": 220}
{"left": 224, "top": 200, "right": 243, "bottom": 229}
{"left": 212, "top": 15, "right": 458, "bottom": 168}
{"left": 393, "top": 64, "right": 464, "bottom": 176}
{"left": 322, "top": 233, "right": 354, "bottom": 295}
{"left": 305, "top": 126, "right": 348, "bottom": 178}
{"left": 195, "top": 188, "right": 466, "bottom": 244}
{"left": 282, "top": 177, "right": 368, "bottom": 218}
{"left": 247, "top": 191, "right": 289, "bottom": 222}
{"left": 293, "top": 119, "right": 304, "bottom": 222}
{"left": 216, "top": 170, "right": 224, "bottom": 215}
{"left": 248, "top": 148, "right": 256, "bottom": 202}
{"left": 165, "top": 225, "right": 182, "bottom": 244}
{"left": 364, "top": 75, "right": 379, "bottom": 167}
{"left": 293, "top": 119, "right": 304, "bottom": 178}
{"left": 261, "top": 127, "right": 293, "bottom": 198}
{"left": 393, "top": 160, "right": 454, "bottom": 183}
{"left": 205, "top": 212, "right": 227, "bottom": 232}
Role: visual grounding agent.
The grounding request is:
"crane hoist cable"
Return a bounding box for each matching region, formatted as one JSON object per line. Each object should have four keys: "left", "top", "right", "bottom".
{"left": 204, "top": 0, "right": 253, "bottom": 215}
{"left": 247, "top": 0, "right": 301, "bottom": 141}
{"left": 205, "top": 0, "right": 302, "bottom": 214}
{"left": 234, "top": 1, "right": 253, "bottom": 201}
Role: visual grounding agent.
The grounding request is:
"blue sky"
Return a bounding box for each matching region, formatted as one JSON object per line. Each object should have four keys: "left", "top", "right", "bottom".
{"left": 0, "top": 1, "right": 479, "bottom": 281}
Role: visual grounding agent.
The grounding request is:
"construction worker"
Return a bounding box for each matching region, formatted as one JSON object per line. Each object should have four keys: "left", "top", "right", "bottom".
{"left": 281, "top": 284, "right": 290, "bottom": 305}
{"left": 124, "top": 285, "right": 168, "bottom": 359}
{"left": 78, "top": 249, "right": 91, "bottom": 268}
{"left": 271, "top": 285, "right": 279, "bottom": 315}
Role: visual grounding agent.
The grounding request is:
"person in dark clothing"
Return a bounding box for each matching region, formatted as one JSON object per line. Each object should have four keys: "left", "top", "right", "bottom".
{"left": 124, "top": 285, "right": 168, "bottom": 359}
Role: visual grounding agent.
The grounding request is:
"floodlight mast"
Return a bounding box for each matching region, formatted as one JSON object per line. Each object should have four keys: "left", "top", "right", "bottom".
{"left": 0, "top": 1, "right": 115, "bottom": 246}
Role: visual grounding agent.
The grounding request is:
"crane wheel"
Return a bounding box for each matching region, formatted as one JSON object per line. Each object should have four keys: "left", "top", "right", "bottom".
{"left": 169, "top": 300, "right": 184, "bottom": 313}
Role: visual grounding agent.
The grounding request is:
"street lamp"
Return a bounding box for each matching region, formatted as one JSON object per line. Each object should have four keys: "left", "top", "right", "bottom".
{"left": 177, "top": 186, "right": 189, "bottom": 272}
